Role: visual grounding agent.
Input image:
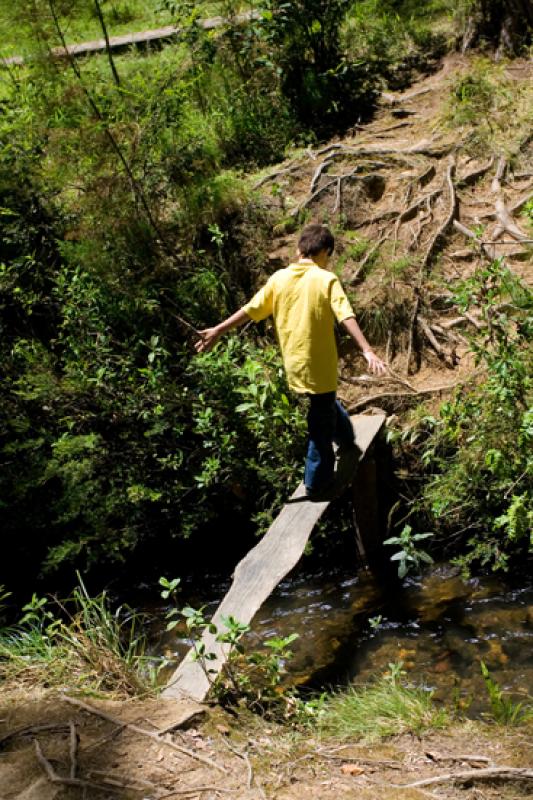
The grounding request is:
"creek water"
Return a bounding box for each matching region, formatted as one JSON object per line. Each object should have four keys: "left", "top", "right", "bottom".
{"left": 155, "top": 563, "right": 533, "bottom": 716}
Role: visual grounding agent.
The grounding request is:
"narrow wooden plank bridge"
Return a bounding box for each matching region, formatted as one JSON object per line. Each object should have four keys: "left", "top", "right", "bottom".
{"left": 2, "top": 11, "right": 260, "bottom": 66}
{"left": 163, "top": 413, "right": 386, "bottom": 702}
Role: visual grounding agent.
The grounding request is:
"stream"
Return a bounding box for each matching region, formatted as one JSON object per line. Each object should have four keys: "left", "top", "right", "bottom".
{"left": 155, "top": 563, "right": 533, "bottom": 716}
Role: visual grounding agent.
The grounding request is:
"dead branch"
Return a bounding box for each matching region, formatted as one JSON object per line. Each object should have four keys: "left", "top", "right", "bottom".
{"left": 425, "top": 752, "right": 492, "bottom": 765}
{"left": 340, "top": 370, "right": 417, "bottom": 393}
{"left": 347, "top": 233, "right": 387, "bottom": 285}
{"left": 333, "top": 176, "right": 342, "bottom": 214}
{"left": 61, "top": 694, "right": 227, "bottom": 774}
{"left": 220, "top": 736, "right": 253, "bottom": 790}
{"left": 34, "top": 739, "right": 124, "bottom": 794}
{"left": 420, "top": 156, "right": 456, "bottom": 270}
{"left": 397, "top": 766, "right": 533, "bottom": 788}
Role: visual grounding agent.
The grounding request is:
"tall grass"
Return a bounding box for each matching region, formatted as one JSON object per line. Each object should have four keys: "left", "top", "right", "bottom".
{"left": 316, "top": 670, "right": 449, "bottom": 741}
{"left": 0, "top": 579, "right": 153, "bottom": 695}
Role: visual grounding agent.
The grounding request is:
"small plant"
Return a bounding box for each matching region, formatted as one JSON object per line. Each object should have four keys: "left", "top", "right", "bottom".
{"left": 480, "top": 660, "right": 532, "bottom": 725}
{"left": 368, "top": 614, "right": 383, "bottom": 630}
{"left": 315, "top": 666, "right": 448, "bottom": 741}
{"left": 384, "top": 524, "right": 434, "bottom": 578}
{"left": 159, "top": 578, "right": 299, "bottom": 716}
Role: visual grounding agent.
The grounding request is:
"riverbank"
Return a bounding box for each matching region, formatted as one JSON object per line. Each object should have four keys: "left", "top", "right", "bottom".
{"left": 1, "top": 682, "right": 532, "bottom": 799}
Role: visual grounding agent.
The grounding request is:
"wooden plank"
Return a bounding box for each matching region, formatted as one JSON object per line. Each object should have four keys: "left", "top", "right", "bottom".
{"left": 163, "top": 413, "right": 386, "bottom": 701}
{"left": 2, "top": 11, "right": 261, "bottom": 66}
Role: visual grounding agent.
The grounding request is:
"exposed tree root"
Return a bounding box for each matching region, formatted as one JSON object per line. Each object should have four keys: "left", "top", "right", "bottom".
{"left": 420, "top": 156, "right": 457, "bottom": 270}
{"left": 61, "top": 694, "right": 227, "bottom": 774}
{"left": 490, "top": 156, "right": 531, "bottom": 242}
{"left": 346, "top": 380, "right": 461, "bottom": 413}
{"left": 397, "top": 765, "right": 533, "bottom": 789}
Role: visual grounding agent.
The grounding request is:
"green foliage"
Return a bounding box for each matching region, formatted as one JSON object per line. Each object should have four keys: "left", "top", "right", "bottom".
{"left": 419, "top": 259, "right": 532, "bottom": 573}
{"left": 343, "top": 0, "right": 448, "bottom": 90}
{"left": 0, "top": 579, "right": 152, "bottom": 694}
{"left": 0, "top": 0, "right": 454, "bottom": 584}
{"left": 443, "top": 58, "right": 533, "bottom": 155}
{"left": 314, "top": 662, "right": 449, "bottom": 740}
{"left": 160, "top": 578, "right": 299, "bottom": 716}
{"left": 480, "top": 660, "right": 532, "bottom": 725}
{"left": 384, "top": 524, "right": 434, "bottom": 578}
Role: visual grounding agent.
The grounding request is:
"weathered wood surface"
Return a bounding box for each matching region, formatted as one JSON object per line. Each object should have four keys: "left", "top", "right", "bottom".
{"left": 163, "top": 413, "right": 386, "bottom": 701}
{"left": 3, "top": 11, "right": 260, "bottom": 66}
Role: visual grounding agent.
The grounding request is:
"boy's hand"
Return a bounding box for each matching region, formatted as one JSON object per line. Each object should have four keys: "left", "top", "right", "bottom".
{"left": 194, "top": 327, "right": 221, "bottom": 353}
{"left": 363, "top": 349, "right": 387, "bottom": 375}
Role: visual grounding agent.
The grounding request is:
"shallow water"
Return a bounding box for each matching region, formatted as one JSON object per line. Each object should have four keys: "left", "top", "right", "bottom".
{"left": 155, "top": 563, "right": 533, "bottom": 715}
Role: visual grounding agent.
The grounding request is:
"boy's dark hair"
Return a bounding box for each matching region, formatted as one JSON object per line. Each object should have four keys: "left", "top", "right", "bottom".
{"left": 298, "top": 224, "right": 335, "bottom": 257}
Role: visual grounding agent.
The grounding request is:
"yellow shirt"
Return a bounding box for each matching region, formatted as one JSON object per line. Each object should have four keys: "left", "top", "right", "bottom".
{"left": 242, "top": 259, "right": 354, "bottom": 394}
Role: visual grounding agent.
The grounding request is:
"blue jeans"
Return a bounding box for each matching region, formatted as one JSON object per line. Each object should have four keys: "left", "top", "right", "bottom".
{"left": 304, "top": 392, "right": 355, "bottom": 492}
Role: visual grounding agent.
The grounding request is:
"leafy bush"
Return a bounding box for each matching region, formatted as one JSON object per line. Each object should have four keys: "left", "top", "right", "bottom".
{"left": 419, "top": 259, "right": 532, "bottom": 573}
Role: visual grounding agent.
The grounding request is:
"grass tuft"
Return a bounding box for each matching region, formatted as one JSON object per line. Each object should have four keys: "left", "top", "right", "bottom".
{"left": 316, "top": 673, "right": 449, "bottom": 741}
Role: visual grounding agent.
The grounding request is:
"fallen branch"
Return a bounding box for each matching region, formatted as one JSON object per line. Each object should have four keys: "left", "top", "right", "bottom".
{"left": 61, "top": 694, "right": 227, "bottom": 774}
{"left": 34, "top": 739, "right": 124, "bottom": 794}
{"left": 397, "top": 766, "right": 533, "bottom": 788}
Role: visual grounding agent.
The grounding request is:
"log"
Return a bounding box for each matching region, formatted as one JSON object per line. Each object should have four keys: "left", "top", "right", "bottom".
{"left": 163, "top": 414, "right": 386, "bottom": 702}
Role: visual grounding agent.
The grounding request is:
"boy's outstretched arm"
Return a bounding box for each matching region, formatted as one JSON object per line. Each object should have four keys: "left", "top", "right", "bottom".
{"left": 341, "top": 316, "right": 387, "bottom": 375}
{"left": 194, "top": 308, "right": 250, "bottom": 353}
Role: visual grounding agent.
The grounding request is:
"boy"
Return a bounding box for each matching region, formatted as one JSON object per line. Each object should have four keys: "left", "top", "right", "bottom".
{"left": 195, "top": 224, "right": 386, "bottom": 497}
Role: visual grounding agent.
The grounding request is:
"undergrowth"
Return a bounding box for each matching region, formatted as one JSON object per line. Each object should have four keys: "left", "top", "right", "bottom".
{"left": 312, "top": 663, "right": 449, "bottom": 741}
{"left": 0, "top": 579, "right": 152, "bottom": 695}
{"left": 443, "top": 57, "right": 533, "bottom": 156}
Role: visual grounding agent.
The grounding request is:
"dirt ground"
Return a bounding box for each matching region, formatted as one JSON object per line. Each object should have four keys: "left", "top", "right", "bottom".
{"left": 1, "top": 686, "right": 532, "bottom": 800}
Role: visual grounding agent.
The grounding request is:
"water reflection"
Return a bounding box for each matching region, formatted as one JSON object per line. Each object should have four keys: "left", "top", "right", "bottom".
{"left": 157, "top": 563, "right": 533, "bottom": 716}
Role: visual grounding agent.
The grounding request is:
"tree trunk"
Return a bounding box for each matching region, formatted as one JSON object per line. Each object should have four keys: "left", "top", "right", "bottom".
{"left": 461, "top": 0, "right": 533, "bottom": 55}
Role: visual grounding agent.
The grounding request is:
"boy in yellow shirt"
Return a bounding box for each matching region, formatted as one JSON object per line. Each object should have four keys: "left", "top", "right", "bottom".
{"left": 195, "top": 224, "right": 386, "bottom": 497}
